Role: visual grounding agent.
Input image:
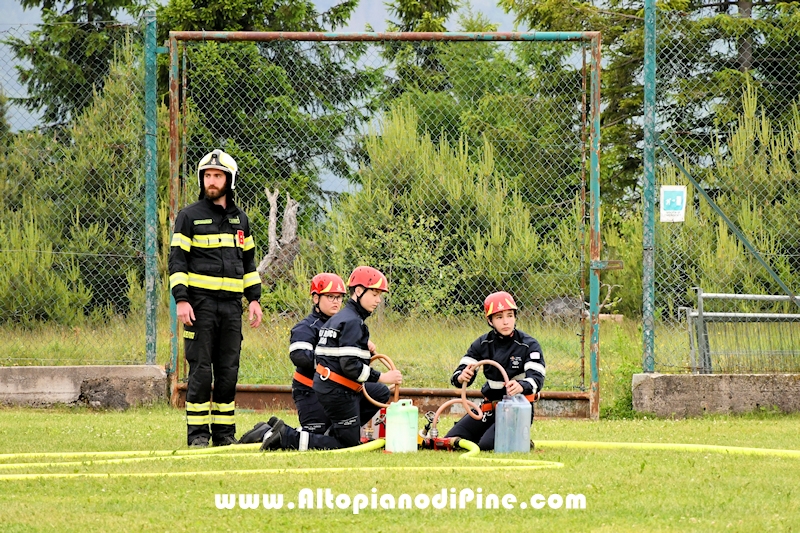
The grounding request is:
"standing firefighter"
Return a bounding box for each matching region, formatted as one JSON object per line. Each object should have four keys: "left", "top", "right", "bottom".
{"left": 169, "top": 149, "right": 263, "bottom": 448}
{"left": 445, "top": 291, "right": 545, "bottom": 451}
{"left": 252, "top": 266, "right": 402, "bottom": 451}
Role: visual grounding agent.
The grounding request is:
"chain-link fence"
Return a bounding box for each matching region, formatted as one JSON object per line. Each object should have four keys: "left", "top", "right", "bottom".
{"left": 5, "top": 8, "right": 797, "bottom": 394}
{"left": 0, "top": 21, "right": 151, "bottom": 365}
{"left": 168, "top": 33, "right": 601, "bottom": 394}
{"left": 648, "top": 8, "right": 800, "bottom": 373}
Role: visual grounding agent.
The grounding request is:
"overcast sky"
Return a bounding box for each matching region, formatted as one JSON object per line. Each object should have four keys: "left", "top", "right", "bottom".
{"left": 1, "top": 0, "right": 524, "bottom": 31}
{"left": 1, "top": 1, "right": 524, "bottom": 133}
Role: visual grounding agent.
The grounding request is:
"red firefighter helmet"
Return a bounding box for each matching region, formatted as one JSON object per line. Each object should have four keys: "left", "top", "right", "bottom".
{"left": 484, "top": 291, "right": 518, "bottom": 318}
{"left": 347, "top": 266, "right": 389, "bottom": 292}
{"left": 310, "top": 273, "right": 346, "bottom": 296}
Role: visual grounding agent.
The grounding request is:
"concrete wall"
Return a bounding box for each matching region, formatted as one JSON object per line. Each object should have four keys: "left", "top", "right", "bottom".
{"left": 632, "top": 373, "right": 800, "bottom": 418}
{"left": 0, "top": 366, "right": 167, "bottom": 409}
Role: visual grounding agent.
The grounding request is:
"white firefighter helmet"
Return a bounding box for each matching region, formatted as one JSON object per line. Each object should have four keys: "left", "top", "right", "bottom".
{"left": 197, "top": 149, "right": 238, "bottom": 190}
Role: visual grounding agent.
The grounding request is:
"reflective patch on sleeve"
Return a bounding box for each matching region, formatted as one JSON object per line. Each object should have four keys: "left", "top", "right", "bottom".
{"left": 486, "top": 379, "right": 505, "bottom": 389}
{"left": 357, "top": 364, "right": 371, "bottom": 383}
{"left": 170, "top": 233, "right": 191, "bottom": 252}
{"left": 243, "top": 271, "right": 261, "bottom": 288}
{"left": 525, "top": 362, "right": 546, "bottom": 375}
{"left": 289, "top": 342, "right": 314, "bottom": 352}
{"left": 170, "top": 272, "right": 189, "bottom": 290}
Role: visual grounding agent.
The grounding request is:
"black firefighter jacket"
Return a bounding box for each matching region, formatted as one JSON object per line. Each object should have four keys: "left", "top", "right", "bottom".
{"left": 168, "top": 197, "right": 261, "bottom": 304}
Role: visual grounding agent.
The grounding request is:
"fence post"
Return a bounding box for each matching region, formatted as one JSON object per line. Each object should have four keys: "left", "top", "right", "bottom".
{"left": 589, "top": 34, "right": 602, "bottom": 420}
{"left": 695, "top": 287, "right": 712, "bottom": 374}
{"left": 144, "top": 9, "right": 158, "bottom": 365}
{"left": 681, "top": 306, "right": 697, "bottom": 371}
{"left": 641, "top": 0, "right": 657, "bottom": 374}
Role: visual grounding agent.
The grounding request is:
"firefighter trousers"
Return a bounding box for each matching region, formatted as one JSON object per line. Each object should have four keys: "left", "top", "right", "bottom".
{"left": 292, "top": 387, "right": 331, "bottom": 434}
{"left": 183, "top": 294, "right": 243, "bottom": 445}
{"left": 281, "top": 383, "right": 389, "bottom": 450}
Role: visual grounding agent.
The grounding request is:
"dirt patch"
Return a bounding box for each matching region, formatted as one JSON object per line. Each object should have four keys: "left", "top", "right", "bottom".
{"left": 79, "top": 377, "right": 164, "bottom": 410}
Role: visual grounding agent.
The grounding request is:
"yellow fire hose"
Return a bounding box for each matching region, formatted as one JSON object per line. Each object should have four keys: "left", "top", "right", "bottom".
{"left": 0, "top": 438, "right": 564, "bottom": 480}
{"left": 3, "top": 436, "right": 799, "bottom": 481}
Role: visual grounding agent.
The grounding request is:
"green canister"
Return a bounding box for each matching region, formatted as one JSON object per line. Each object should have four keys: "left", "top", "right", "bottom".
{"left": 385, "top": 399, "right": 418, "bottom": 453}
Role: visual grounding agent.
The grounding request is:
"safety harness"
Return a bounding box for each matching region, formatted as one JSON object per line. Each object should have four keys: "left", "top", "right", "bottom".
{"left": 315, "top": 364, "right": 363, "bottom": 392}
{"left": 292, "top": 371, "right": 313, "bottom": 388}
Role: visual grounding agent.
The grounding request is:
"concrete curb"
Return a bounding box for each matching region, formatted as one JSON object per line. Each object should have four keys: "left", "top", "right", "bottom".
{"left": 632, "top": 373, "right": 800, "bottom": 417}
{"left": 0, "top": 365, "right": 167, "bottom": 409}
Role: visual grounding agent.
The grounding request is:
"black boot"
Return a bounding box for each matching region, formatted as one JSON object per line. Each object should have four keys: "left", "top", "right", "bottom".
{"left": 260, "top": 420, "right": 286, "bottom": 451}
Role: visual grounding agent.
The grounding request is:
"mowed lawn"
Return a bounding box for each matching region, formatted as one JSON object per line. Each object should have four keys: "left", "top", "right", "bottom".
{"left": 1, "top": 405, "right": 799, "bottom": 532}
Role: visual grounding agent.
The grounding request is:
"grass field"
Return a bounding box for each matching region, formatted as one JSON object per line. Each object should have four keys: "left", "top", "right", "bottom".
{"left": 1, "top": 404, "right": 799, "bottom": 532}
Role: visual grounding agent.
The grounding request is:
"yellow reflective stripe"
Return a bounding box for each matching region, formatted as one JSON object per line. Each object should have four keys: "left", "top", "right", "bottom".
{"left": 186, "top": 415, "right": 210, "bottom": 425}
{"left": 187, "top": 273, "right": 244, "bottom": 293}
{"left": 211, "top": 401, "right": 235, "bottom": 412}
{"left": 170, "top": 272, "right": 189, "bottom": 290}
{"left": 243, "top": 271, "right": 261, "bottom": 288}
{"left": 242, "top": 235, "right": 255, "bottom": 251}
{"left": 210, "top": 414, "right": 235, "bottom": 425}
{"left": 171, "top": 233, "right": 192, "bottom": 252}
{"left": 191, "top": 234, "right": 236, "bottom": 248}
{"left": 186, "top": 401, "right": 210, "bottom": 412}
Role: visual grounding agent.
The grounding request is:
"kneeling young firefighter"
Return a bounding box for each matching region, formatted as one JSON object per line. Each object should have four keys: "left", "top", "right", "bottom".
{"left": 288, "top": 273, "right": 347, "bottom": 434}
{"left": 445, "top": 291, "right": 546, "bottom": 451}
{"left": 242, "top": 266, "right": 402, "bottom": 451}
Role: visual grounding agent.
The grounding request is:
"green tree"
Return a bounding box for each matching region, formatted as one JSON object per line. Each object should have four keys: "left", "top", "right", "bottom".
{"left": 501, "top": 0, "right": 800, "bottom": 207}
{"left": 379, "top": 7, "right": 587, "bottom": 236}
{"left": 381, "top": 0, "right": 461, "bottom": 97}
{"left": 0, "top": 39, "right": 149, "bottom": 321}
{"left": 603, "top": 88, "right": 800, "bottom": 317}
{"left": 0, "top": 90, "right": 10, "bottom": 147}
{"left": 279, "top": 103, "right": 582, "bottom": 315}
{"left": 157, "top": 0, "right": 380, "bottom": 231}
{"left": 5, "top": 0, "right": 143, "bottom": 128}
{"left": 0, "top": 218, "right": 91, "bottom": 325}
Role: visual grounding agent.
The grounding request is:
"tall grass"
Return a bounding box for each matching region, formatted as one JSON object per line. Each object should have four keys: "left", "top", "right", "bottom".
{"left": 1, "top": 310, "right": 646, "bottom": 416}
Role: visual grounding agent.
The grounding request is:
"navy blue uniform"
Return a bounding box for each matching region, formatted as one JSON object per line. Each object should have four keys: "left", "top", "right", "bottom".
{"left": 445, "top": 329, "right": 545, "bottom": 450}
{"left": 169, "top": 197, "right": 261, "bottom": 446}
{"left": 279, "top": 298, "right": 389, "bottom": 450}
{"left": 289, "top": 308, "right": 331, "bottom": 434}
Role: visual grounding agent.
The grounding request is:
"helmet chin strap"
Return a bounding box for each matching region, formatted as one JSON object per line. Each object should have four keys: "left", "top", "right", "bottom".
{"left": 354, "top": 286, "right": 365, "bottom": 305}
{"left": 312, "top": 295, "right": 324, "bottom": 316}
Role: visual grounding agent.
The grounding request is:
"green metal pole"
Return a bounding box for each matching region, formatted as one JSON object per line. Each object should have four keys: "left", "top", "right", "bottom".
{"left": 144, "top": 10, "right": 157, "bottom": 365}
{"left": 642, "top": 0, "right": 657, "bottom": 372}
{"left": 589, "top": 35, "right": 602, "bottom": 419}
{"left": 169, "top": 35, "right": 180, "bottom": 385}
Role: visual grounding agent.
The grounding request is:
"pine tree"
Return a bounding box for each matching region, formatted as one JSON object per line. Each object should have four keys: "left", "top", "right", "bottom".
{"left": 5, "top": 0, "right": 143, "bottom": 128}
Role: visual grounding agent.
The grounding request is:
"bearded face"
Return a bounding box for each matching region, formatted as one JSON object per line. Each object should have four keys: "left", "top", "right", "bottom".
{"left": 203, "top": 169, "right": 229, "bottom": 200}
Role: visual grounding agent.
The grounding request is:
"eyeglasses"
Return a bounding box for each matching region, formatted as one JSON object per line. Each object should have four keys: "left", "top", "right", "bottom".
{"left": 322, "top": 294, "right": 344, "bottom": 302}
